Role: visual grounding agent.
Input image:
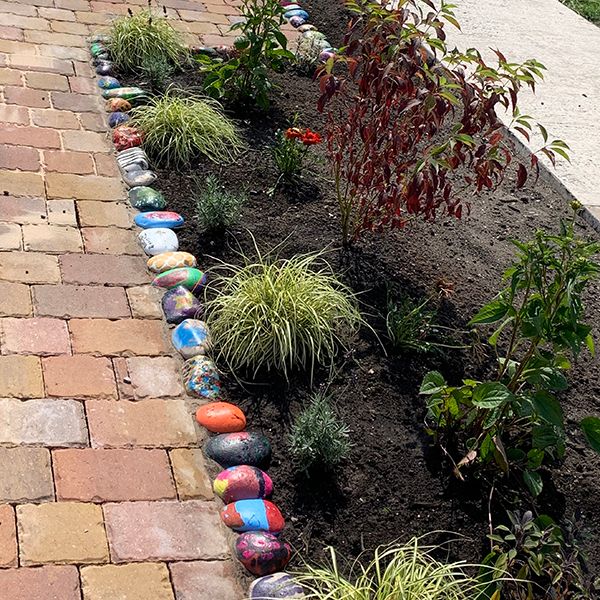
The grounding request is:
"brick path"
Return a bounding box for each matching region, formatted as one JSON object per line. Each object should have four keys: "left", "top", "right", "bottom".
{"left": 0, "top": 1, "right": 246, "bottom": 598}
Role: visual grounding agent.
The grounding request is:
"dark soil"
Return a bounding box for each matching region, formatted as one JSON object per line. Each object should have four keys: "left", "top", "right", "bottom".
{"left": 126, "top": 0, "right": 600, "bottom": 588}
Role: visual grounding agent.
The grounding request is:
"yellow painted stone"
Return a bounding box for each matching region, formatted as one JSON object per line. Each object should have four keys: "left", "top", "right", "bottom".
{"left": 147, "top": 251, "right": 197, "bottom": 273}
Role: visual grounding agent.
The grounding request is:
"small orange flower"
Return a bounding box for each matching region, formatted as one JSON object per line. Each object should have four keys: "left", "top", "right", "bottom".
{"left": 301, "top": 129, "right": 322, "bottom": 145}
{"left": 285, "top": 127, "right": 304, "bottom": 140}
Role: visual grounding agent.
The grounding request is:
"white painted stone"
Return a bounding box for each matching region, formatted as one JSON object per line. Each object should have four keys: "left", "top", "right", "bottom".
{"left": 138, "top": 227, "right": 179, "bottom": 256}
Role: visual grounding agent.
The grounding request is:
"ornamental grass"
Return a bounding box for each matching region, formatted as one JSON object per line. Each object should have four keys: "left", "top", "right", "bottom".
{"left": 130, "top": 90, "right": 243, "bottom": 167}
{"left": 205, "top": 246, "right": 363, "bottom": 380}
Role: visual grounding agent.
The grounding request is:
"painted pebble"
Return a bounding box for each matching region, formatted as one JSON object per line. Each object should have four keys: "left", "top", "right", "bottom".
{"left": 235, "top": 532, "right": 291, "bottom": 576}
{"left": 147, "top": 251, "right": 197, "bottom": 273}
{"left": 173, "top": 319, "right": 211, "bottom": 358}
{"left": 106, "top": 98, "right": 132, "bottom": 112}
{"left": 95, "top": 62, "right": 114, "bottom": 76}
{"left": 282, "top": 3, "right": 302, "bottom": 9}
{"left": 289, "top": 16, "right": 306, "bottom": 27}
{"left": 284, "top": 8, "right": 309, "bottom": 20}
{"left": 108, "top": 112, "right": 130, "bottom": 128}
{"left": 134, "top": 211, "right": 184, "bottom": 229}
{"left": 182, "top": 355, "right": 221, "bottom": 399}
{"left": 320, "top": 49, "right": 336, "bottom": 62}
{"left": 90, "top": 42, "right": 107, "bottom": 57}
{"left": 138, "top": 228, "right": 179, "bottom": 256}
{"left": 113, "top": 126, "right": 144, "bottom": 151}
{"left": 302, "top": 30, "right": 326, "bottom": 40}
{"left": 128, "top": 186, "right": 166, "bottom": 211}
{"left": 214, "top": 465, "right": 273, "bottom": 504}
{"left": 152, "top": 267, "right": 207, "bottom": 293}
{"left": 297, "top": 24, "right": 316, "bottom": 32}
{"left": 249, "top": 573, "right": 305, "bottom": 599}
{"left": 190, "top": 45, "right": 218, "bottom": 58}
{"left": 205, "top": 432, "right": 272, "bottom": 468}
{"left": 97, "top": 76, "right": 120, "bottom": 89}
{"left": 122, "top": 169, "right": 156, "bottom": 188}
{"left": 221, "top": 499, "right": 284, "bottom": 533}
{"left": 102, "top": 86, "right": 146, "bottom": 100}
{"left": 161, "top": 286, "right": 203, "bottom": 324}
{"left": 196, "top": 401, "right": 245, "bottom": 433}
{"left": 118, "top": 148, "right": 150, "bottom": 172}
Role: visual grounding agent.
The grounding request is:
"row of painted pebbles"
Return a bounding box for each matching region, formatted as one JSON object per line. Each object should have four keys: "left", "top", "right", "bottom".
{"left": 89, "top": 35, "right": 305, "bottom": 600}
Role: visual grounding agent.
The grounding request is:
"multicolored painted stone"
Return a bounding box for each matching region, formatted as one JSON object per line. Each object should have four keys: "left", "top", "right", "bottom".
{"left": 250, "top": 573, "right": 305, "bottom": 599}
{"left": 235, "top": 532, "right": 291, "bottom": 576}
{"left": 97, "top": 76, "right": 120, "bottom": 89}
{"left": 196, "top": 401, "right": 245, "bottom": 433}
{"left": 221, "top": 499, "right": 284, "bottom": 533}
{"left": 302, "top": 30, "right": 326, "bottom": 40}
{"left": 214, "top": 465, "right": 273, "bottom": 504}
{"left": 162, "top": 286, "right": 203, "bottom": 324}
{"left": 138, "top": 228, "right": 179, "bottom": 256}
{"left": 108, "top": 112, "right": 130, "bottom": 128}
{"left": 190, "top": 45, "right": 218, "bottom": 57}
{"left": 113, "top": 126, "right": 144, "bottom": 151}
{"left": 147, "top": 251, "right": 197, "bottom": 273}
{"left": 122, "top": 169, "right": 156, "bottom": 188}
{"left": 134, "top": 211, "right": 184, "bottom": 229}
{"left": 284, "top": 8, "right": 309, "bottom": 19}
{"left": 182, "top": 355, "right": 221, "bottom": 399}
{"left": 205, "top": 432, "right": 272, "bottom": 468}
{"left": 95, "top": 62, "right": 114, "bottom": 76}
{"left": 106, "top": 98, "right": 132, "bottom": 112}
{"left": 289, "top": 15, "right": 306, "bottom": 27}
{"left": 102, "top": 86, "right": 146, "bottom": 100}
{"left": 297, "top": 24, "right": 316, "bottom": 32}
{"left": 151, "top": 267, "right": 206, "bottom": 293}
{"left": 128, "top": 186, "right": 166, "bottom": 211}
{"left": 172, "top": 319, "right": 211, "bottom": 358}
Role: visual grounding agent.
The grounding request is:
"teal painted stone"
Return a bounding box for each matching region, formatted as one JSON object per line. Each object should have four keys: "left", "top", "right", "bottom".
{"left": 172, "top": 319, "right": 211, "bottom": 358}
{"left": 284, "top": 8, "right": 309, "bottom": 20}
{"left": 182, "top": 355, "right": 221, "bottom": 399}
{"left": 102, "top": 87, "right": 146, "bottom": 100}
{"left": 90, "top": 42, "right": 107, "bottom": 57}
{"left": 250, "top": 573, "right": 305, "bottom": 599}
{"left": 128, "top": 186, "right": 166, "bottom": 211}
{"left": 134, "top": 211, "right": 184, "bottom": 229}
{"left": 98, "top": 76, "right": 120, "bottom": 90}
{"left": 151, "top": 267, "right": 206, "bottom": 293}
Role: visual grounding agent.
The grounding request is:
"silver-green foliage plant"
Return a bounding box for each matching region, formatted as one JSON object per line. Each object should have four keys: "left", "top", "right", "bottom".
{"left": 206, "top": 246, "right": 363, "bottom": 379}
{"left": 289, "top": 392, "right": 350, "bottom": 472}
{"left": 130, "top": 90, "right": 243, "bottom": 166}
{"left": 193, "top": 174, "right": 246, "bottom": 233}
{"left": 108, "top": 9, "right": 188, "bottom": 73}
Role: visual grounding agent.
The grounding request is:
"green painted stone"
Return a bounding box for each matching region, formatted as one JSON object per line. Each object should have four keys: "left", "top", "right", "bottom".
{"left": 102, "top": 87, "right": 147, "bottom": 101}
{"left": 90, "top": 42, "right": 107, "bottom": 57}
{"left": 128, "top": 186, "right": 167, "bottom": 211}
{"left": 152, "top": 267, "right": 207, "bottom": 293}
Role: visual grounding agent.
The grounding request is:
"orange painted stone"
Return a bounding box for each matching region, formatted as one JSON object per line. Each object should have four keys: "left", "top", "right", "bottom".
{"left": 195, "top": 402, "right": 246, "bottom": 433}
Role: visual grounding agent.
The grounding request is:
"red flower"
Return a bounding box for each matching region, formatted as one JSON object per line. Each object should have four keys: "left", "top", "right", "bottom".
{"left": 285, "top": 127, "right": 304, "bottom": 140}
{"left": 301, "top": 129, "right": 322, "bottom": 145}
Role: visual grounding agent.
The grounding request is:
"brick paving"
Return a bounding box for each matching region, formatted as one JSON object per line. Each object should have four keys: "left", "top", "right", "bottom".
{"left": 0, "top": 0, "right": 245, "bottom": 597}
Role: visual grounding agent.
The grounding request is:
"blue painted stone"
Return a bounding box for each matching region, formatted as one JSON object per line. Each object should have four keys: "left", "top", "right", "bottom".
{"left": 128, "top": 186, "right": 166, "bottom": 211}
{"left": 108, "top": 112, "right": 130, "bottom": 128}
{"left": 172, "top": 319, "right": 211, "bottom": 358}
{"left": 250, "top": 573, "right": 306, "bottom": 599}
{"left": 134, "top": 211, "right": 184, "bottom": 229}
{"left": 284, "top": 8, "right": 309, "bottom": 20}
{"left": 98, "top": 76, "right": 120, "bottom": 90}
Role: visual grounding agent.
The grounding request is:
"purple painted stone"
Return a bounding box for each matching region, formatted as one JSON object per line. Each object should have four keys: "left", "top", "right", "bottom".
{"left": 235, "top": 532, "right": 291, "bottom": 576}
{"left": 289, "top": 15, "right": 306, "bottom": 27}
{"left": 108, "top": 112, "right": 130, "bottom": 128}
{"left": 161, "top": 285, "right": 204, "bottom": 324}
{"left": 249, "top": 573, "right": 305, "bottom": 599}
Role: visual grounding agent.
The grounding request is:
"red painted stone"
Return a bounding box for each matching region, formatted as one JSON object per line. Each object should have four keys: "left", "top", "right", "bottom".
{"left": 113, "top": 126, "right": 144, "bottom": 151}
{"left": 213, "top": 465, "right": 273, "bottom": 503}
{"left": 220, "top": 499, "right": 285, "bottom": 533}
{"left": 195, "top": 402, "right": 246, "bottom": 433}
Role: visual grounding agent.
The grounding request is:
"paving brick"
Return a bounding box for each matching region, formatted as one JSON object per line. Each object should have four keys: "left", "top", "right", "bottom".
{"left": 125, "top": 356, "right": 184, "bottom": 398}
{"left": 177, "top": 20, "right": 220, "bottom": 34}
{"left": 33, "top": 284, "right": 130, "bottom": 318}
{"left": 76, "top": 201, "right": 132, "bottom": 228}
{"left": 3, "top": 86, "right": 51, "bottom": 108}
{"left": 170, "top": 449, "right": 214, "bottom": 500}
{"left": 0, "top": 448, "right": 53, "bottom": 502}
{"left": 31, "top": 108, "right": 79, "bottom": 129}
{"left": 104, "top": 501, "right": 229, "bottom": 562}
{"left": 51, "top": 91, "right": 102, "bottom": 112}
{"left": 57, "top": 0, "right": 91, "bottom": 9}
{"left": 70, "top": 319, "right": 168, "bottom": 356}
{"left": 170, "top": 561, "right": 242, "bottom": 600}
{"left": 51, "top": 20, "right": 89, "bottom": 35}
{"left": 44, "top": 150, "right": 95, "bottom": 173}
{"left": 18, "top": 502, "right": 109, "bottom": 565}
{"left": 0, "top": 566, "right": 81, "bottom": 600}
{"left": 0, "top": 252, "right": 60, "bottom": 283}
{"left": 60, "top": 253, "right": 148, "bottom": 286}
{"left": 1, "top": 317, "right": 70, "bottom": 355}
{"left": 0, "top": 223, "right": 21, "bottom": 250}
{"left": 82, "top": 227, "right": 143, "bottom": 255}
{"left": 81, "top": 563, "right": 175, "bottom": 600}
{"left": 89, "top": 1, "right": 129, "bottom": 14}
{"left": 0, "top": 355, "right": 44, "bottom": 397}
{"left": 39, "top": 7, "right": 77, "bottom": 20}
{"left": 54, "top": 448, "right": 176, "bottom": 502}
{"left": 0, "top": 145, "right": 40, "bottom": 171}
{"left": 79, "top": 112, "right": 107, "bottom": 133}
{"left": 0, "top": 1, "right": 37, "bottom": 16}
{"left": 0, "top": 505, "right": 16, "bottom": 568}
{"left": 38, "top": 43, "right": 88, "bottom": 62}
{"left": 93, "top": 153, "right": 120, "bottom": 176}
{"left": 0, "top": 39, "right": 37, "bottom": 55}
{"left": 0, "top": 68, "right": 23, "bottom": 85}
{"left": 0, "top": 282, "right": 32, "bottom": 316}
{"left": 68, "top": 75, "right": 97, "bottom": 95}
{"left": 75, "top": 11, "right": 109, "bottom": 25}
{"left": 22, "top": 224, "right": 83, "bottom": 253}
{"left": 0, "top": 196, "right": 46, "bottom": 224}
{"left": 9, "top": 53, "right": 74, "bottom": 74}
{"left": 0, "top": 124, "right": 60, "bottom": 148}
{"left": 0, "top": 398, "right": 87, "bottom": 446}
{"left": 43, "top": 355, "right": 117, "bottom": 399}
{"left": 25, "top": 71, "right": 69, "bottom": 91}
{"left": 25, "top": 30, "right": 86, "bottom": 47}
{"left": 1, "top": 13, "right": 50, "bottom": 31}
{"left": 46, "top": 173, "right": 123, "bottom": 200}
{"left": 127, "top": 285, "right": 163, "bottom": 319}
{"left": 0, "top": 104, "right": 29, "bottom": 124}
{"left": 87, "top": 399, "right": 198, "bottom": 448}
{"left": 0, "top": 170, "right": 45, "bottom": 197}
{"left": 73, "top": 60, "right": 94, "bottom": 78}
{"left": 62, "top": 130, "right": 110, "bottom": 152}
{"left": 47, "top": 199, "right": 77, "bottom": 225}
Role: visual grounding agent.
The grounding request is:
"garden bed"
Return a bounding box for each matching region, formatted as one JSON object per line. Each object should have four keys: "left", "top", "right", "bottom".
{"left": 125, "top": 0, "right": 600, "bottom": 581}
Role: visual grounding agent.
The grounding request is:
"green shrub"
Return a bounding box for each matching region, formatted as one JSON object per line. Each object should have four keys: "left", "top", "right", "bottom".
{"left": 130, "top": 90, "right": 243, "bottom": 166}
{"left": 108, "top": 9, "right": 188, "bottom": 73}
{"left": 206, "top": 247, "right": 363, "bottom": 379}
{"left": 289, "top": 392, "right": 350, "bottom": 472}
{"left": 140, "top": 54, "right": 173, "bottom": 93}
{"left": 193, "top": 174, "right": 246, "bottom": 233}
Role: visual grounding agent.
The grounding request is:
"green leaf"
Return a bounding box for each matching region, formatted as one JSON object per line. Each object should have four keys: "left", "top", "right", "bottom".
{"left": 581, "top": 417, "right": 600, "bottom": 454}
{"left": 532, "top": 390, "right": 564, "bottom": 430}
{"left": 523, "top": 470, "right": 543, "bottom": 497}
{"left": 420, "top": 371, "right": 446, "bottom": 395}
{"left": 470, "top": 298, "right": 511, "bottom": 325}
{"left": 472, "top": 382, "right": 514, "bottom": 408}
{"left": 585, "top": 334, "right": 595, "bottom": 357}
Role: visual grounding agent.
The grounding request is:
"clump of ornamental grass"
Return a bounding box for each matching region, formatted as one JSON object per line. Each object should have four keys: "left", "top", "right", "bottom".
{"left": 296, "top": 538, "right": 499, "bottom": 600}
{"left": 130, "top": 89, "right": 243, "bottom": 167}
{"left": 108, "top": 9, "right": 188, "bottom": 73}
{"left": 289, "top": 391, "right": 351, "bottom": 472}
{"left": 205, "top": 244, "right": 363, "bottom": 380}
{"left": 193, "top": 174, "right": 246, "bottom": 233}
